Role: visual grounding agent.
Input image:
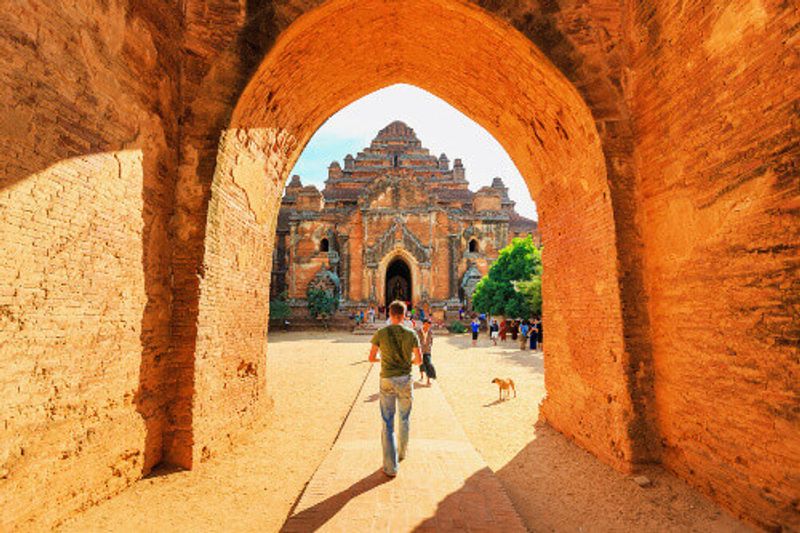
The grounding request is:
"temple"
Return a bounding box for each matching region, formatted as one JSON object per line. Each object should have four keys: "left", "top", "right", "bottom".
{"left": 271, "top": 120, "right": 538, "bottom": 317}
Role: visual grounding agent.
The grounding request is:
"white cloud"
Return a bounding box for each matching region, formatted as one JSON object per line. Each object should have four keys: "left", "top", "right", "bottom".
{"left": 290, "top": 84, "right": 538, "bottom": 220}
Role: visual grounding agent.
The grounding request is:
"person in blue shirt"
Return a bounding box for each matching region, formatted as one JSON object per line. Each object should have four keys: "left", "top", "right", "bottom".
{"left": 520, "top": 320, "right": 530, "bottom": 350}
{"left": 470, "top": 316, "right": 480, "bottom": 346}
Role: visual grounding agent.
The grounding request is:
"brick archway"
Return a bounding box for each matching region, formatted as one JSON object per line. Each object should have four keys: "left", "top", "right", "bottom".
{"left": 174, "top": 0, "right": 651, "bottom": 476}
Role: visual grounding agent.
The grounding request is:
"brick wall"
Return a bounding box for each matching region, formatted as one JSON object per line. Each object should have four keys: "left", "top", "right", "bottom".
{"left": 0, "top": 0, "right": 180, "bottom": 527}
{"left": 631, "top": 1, "right": 800, "bottom": 528}
{"left": 188, "top": 128, "right": 290, "bottom": 466}
{"left": 1, "top": 0, "right": 795, "bottom": 529}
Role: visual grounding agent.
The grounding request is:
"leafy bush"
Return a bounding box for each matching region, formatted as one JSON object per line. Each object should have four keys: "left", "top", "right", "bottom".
{"left": 307, "top": 287, "right": 338, "bottom": 319}
{"left": 447, "top": 320, "right": 468, "bottom": 334}
{"left": 269, "top": 291, "right": 291, "bottom": 320}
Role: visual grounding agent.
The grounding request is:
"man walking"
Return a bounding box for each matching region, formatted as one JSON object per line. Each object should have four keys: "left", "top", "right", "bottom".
{"left": 369, "top": 300, "right": 422, "bottom": 477}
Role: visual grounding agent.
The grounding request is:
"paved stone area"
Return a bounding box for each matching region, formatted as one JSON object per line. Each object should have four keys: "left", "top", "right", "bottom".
{"left": 282, "top": 364, "right": 526, "bottom": 532}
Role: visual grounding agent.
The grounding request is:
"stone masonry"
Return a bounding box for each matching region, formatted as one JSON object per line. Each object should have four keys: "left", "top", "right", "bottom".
{"left": 1, "top": 0, "right": 797, "bottom": 530}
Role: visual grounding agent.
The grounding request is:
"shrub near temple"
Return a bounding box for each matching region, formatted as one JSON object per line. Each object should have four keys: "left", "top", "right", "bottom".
{"left": 269, "top": 291, "right": 291, "bottom": 320}
{"left": 448, "top": 320, "right": 467, "bottom": 334}
{"left": 307, "top": 288, "right": 338, "bottom": 319}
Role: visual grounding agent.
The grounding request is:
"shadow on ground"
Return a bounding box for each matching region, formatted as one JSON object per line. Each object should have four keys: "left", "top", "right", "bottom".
{"left": 494, "top": 422, "right": 752, "bottom": 532}
{"left": 281, "top": 470, "right": 392, "bottom": 531}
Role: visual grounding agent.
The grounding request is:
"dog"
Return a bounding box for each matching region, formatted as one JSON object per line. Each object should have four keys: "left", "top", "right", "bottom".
{"left": 491, "top": 378, "right": 516, "bottom": 401}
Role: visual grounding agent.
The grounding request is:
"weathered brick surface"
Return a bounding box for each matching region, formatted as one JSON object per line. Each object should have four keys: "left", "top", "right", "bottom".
{"left": 1, "top": 0, "right": 180, "bottom": 528}
{"left": 630, "top": 1, "right": 800, "bottom": 529}
{"left": 186, "top": 129, "right": 287, "bottom": 466}
{"left": 1, "top": 0, "right": 796, "bottom": 530}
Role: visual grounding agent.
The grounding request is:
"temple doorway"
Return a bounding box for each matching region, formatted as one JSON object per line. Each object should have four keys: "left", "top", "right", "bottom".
{"left": 385, "top": 258, "right": 412, "bottom": 305}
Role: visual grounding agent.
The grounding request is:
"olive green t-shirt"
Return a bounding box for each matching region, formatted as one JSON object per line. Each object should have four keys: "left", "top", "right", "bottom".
{"left": 371, "top": 324, "right": 420, "bottom": 378}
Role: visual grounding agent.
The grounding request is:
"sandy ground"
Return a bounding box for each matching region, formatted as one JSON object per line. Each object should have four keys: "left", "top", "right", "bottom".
{"left": 58, "top": 331, "right": 751, "bottom": 532}
{"left": 58, "top": 332, "right": 371, "bottom": 532}
{"left": 433, "top": 332, "right": 752, "bottom": 532}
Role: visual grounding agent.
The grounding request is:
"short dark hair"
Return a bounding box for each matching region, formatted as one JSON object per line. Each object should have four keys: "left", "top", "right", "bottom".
{"left": 388, "top": 300, "right": 407, "bottom": 317}
{"left": 422, "top": 318, "right": 431, "bottom": 324}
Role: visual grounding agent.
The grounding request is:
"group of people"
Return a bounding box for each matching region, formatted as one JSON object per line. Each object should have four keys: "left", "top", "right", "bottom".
{"left": 471, "top": 316, "right": 544, "bottom": 351}
{"left": 353, "top": 303, "right": 429, "bottom": 326}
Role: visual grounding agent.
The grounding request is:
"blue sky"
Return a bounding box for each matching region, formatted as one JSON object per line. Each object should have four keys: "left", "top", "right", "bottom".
{"left": 289, "top": 84, "right": 538, "bottom": 220}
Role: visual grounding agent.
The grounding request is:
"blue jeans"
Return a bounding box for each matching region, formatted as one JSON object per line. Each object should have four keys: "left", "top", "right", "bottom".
{"left": 379, "top": 374, "right": 413, "bottom": 475}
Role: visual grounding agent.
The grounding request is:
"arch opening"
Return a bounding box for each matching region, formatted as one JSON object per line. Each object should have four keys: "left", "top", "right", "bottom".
{"left": 385, "top": 257, "right": 412, "bottom": 305}
{"left": 183, "top": 0, "right": 646, "bottom": 477}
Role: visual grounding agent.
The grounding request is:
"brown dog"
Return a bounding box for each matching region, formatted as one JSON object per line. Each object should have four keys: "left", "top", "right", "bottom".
{"left": 491, "top": 378, "right": 516, "bottom": 401}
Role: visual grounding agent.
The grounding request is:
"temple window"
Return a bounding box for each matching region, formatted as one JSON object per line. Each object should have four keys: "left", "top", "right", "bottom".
{"left": 468, "top": 239, "right": 478, "bottom": 253}
{"left": 320, "top": 238, "right": 329, "bottom": 252}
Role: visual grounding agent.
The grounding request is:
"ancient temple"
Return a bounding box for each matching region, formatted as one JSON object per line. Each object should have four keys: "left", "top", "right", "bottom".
{"left": 271, "top": 120, "right": 538, "bottom": 317}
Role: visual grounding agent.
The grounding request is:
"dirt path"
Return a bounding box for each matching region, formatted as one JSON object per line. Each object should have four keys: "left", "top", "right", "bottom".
{"left": 59, "top": 331, "right": 751, "bottom": 532}
{"left": 433, "top": 332, "right": 752, "bottom": 532}
{"left": 283, "top": 364, "right": 526, "bottom": 531}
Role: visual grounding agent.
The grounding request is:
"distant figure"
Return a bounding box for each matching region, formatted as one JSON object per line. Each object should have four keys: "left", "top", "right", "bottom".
{"left": 510, "top": 320, "right": 519, "bottom": 341}
{"left": 368, "top": 306, "right": 376, "bottom": 323}
{"left": 520, "top": 320, "right": 530, "bottom": 350}
{"left": 490, "top": 319, "right": 500, "bottom": 346}
{"left": 499, "top": 319, "right": 508, "bottom": 342}
{"left": 459, "top": 307, "right": 464, "bottom": 321}
{"left": 529, "top": 319, "right": 538, "bottom": 351}
{"left": 418, "top": 319, "right": 437, "bottom": 386}
{"left": 537, "top": 319, "right": 544, "bottom": 352}
{"left": 471, "top": 317, "right": 480, "bottom": 346}
{"left": 368, "top": 300, "right": 422, "bottom": 477}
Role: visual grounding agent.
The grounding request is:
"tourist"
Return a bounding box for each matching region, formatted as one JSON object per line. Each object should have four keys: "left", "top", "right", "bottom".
{"left": 510, "top": 319, "right": 519, "bottom": 341}
{"left": 537, "top": 318, "right": 544, "bottom": 352}
{"left": 470, "top": 316, "right": 480, "bottom": 346}
{"left": 418, "top": 319, "right": 437, "bottom": 386}
{"left": 520, "top": 320, "right": 529, "bottom": 350}
{"left": 459, "top": 307, "right": 464, "bottom": 321}
{"left": 490, "top": 319, "right": 500, "bottom": 346}
{"left": 529, "top": 319, "right": 538, "bottom": 351}
{"left": 368, "top": 300, "right": 422, "bottom": 477}
{"left": 499, "top": 318, "right": 508, "bottom": 342}
{"left": 368, "top": 306, "right": 375, "bottom": 324}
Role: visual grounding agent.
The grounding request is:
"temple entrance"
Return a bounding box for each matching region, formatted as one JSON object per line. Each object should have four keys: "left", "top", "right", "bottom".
{"left": 385, "top": 258, "right": 412, "bottom": 304}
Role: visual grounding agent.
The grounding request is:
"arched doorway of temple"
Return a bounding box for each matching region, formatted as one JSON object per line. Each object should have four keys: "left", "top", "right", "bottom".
{"left": 385, "top": 257, "right": 412, "bottom": 304}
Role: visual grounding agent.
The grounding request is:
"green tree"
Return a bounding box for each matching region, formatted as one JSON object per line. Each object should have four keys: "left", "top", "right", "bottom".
{"left": 471, "top": 236, "right": 542, "bottom": 317}
{"left": 514, "top": 276, "right": 542, "bottom": 317}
